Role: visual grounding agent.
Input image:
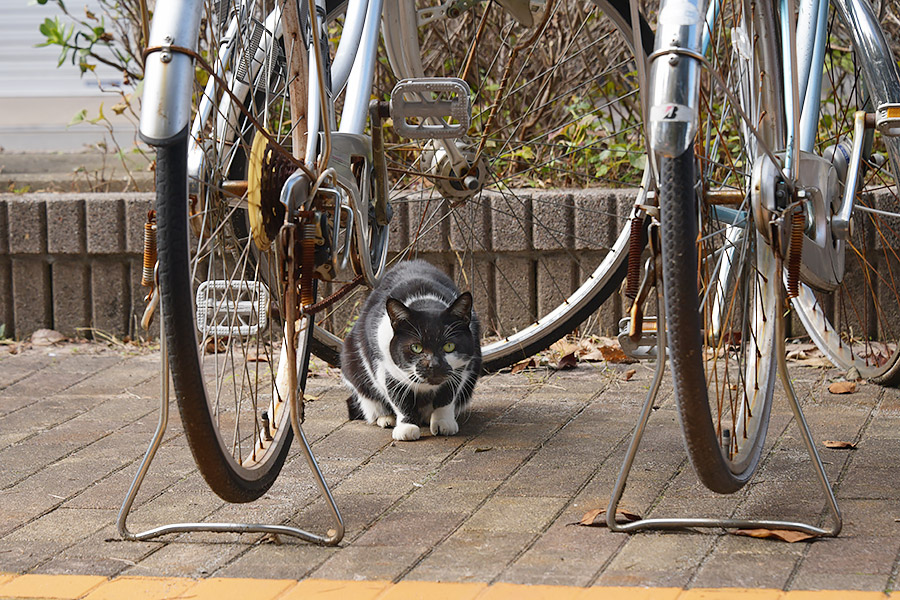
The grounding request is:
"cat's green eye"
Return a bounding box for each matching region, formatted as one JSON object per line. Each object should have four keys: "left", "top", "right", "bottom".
{"left": 410, "top": 343, "right": 424, "bottom": 354}
{"left": 443, "top": 342, "right": 456, "bottom": 353}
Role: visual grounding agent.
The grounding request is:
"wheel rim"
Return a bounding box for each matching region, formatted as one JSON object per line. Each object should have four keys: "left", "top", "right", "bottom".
{"left": 184, "top": 0, "right": 303, "bottom": 481}
{"left": 316, "top": 0, "right": 650, "bottom": 369}
{"left": 679, "top": 0, "right": 781, "bottom": 483}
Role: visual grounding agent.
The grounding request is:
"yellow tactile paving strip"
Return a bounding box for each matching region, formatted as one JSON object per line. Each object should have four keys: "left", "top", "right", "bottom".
{"left": 0, "top": 574, "right": 896, "bottom": 600}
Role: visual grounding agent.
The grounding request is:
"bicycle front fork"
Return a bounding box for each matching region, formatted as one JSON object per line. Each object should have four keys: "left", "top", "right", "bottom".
{"left": 646, "top": 0, "right": 706, "bottom": 158}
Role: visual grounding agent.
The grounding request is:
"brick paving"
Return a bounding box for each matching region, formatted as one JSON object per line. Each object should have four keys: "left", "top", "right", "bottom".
{"left": 1, "top": 340, "right": 899, "bottom": 592}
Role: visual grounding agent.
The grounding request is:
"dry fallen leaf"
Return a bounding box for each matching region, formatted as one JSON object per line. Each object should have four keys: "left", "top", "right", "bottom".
{"left": 576, "top": 508, "right": 642, "bottom": 527}
{"left": 731, "top": 528, "right": 818, "bottom": 543}
{"left": 246, "top": 348, "right": 269, "bottom": 362}
{"left": 510, "top": 358, "right": 536, "bottom": 374}
{"left": 823, "top": 440, "right": 857, "bottom": 449}
{"left": 828, "top": 381, "right": 857, "bottom": 394}
{"left": 551, "top": 339, "right": 580, "bottom": 357}
{"left": 599, "top": 345, "right": 637, "bottom": 364}
{"left": 623, "top": 369, "right": 636, "bottom": 381}
{"left": 556, "top": 352, "right": 578, "bottom": 370}
{"left": 31, "top": 329, "right": 65, "bottom": 347}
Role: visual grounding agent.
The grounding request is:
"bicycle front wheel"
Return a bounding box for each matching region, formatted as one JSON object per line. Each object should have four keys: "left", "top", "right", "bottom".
{"left": 656, "top": 2, "right": 781, "bottom": 493}
{"left": 311, "top": 0, "right": 654, "bottom": 372}
{"left": 154, "top": 0, "right": 312, "bottom": 503}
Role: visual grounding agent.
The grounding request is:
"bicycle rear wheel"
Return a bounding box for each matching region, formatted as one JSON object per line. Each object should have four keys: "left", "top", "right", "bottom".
{"left": 790, "top": 0, "right": 900, "bottom": 384}
{"left": 154, "top": 0, "right": 312, "bottom": 503}
{"left": 312, "top": 0, "right": 654, "bottom": 371}
{"left": 656, "top": 1, "right": 780, "bottom": 493}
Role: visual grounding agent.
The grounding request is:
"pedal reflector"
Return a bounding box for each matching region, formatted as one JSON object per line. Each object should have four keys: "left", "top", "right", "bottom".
{"left": 196, "top": 280, "right": 269, "bottom": 338}
{"left": 876, "top": 103, "right": 900, "bottom": 137}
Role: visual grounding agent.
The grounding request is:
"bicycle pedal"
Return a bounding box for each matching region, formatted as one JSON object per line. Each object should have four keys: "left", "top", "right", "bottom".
{"left": 390, "top": 78, "right": 471, "bottom": 140}
{"left": 196, "top": 280, "right": 270, "bottom": 338}
{"left": 618, "top": 317, "right": 658, "bottom": 360}
{"left": 875, "top": 103, "right": 900, "bottom": 137}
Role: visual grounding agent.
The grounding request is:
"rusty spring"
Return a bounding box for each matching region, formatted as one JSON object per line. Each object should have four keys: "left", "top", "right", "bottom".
{"left": 786, "top": 209, "right": 805, "bottom": 299}
{"left": 625, "top": 215, "right": 645, "bottom": 300}
{"left": 141, "top": 210, "right": 157, "bottom": 288}
{"left": 300, "top": 222, "right": 317, "bottom": 306}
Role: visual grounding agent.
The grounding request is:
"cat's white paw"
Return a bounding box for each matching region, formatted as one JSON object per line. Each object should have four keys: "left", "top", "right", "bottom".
{"left": 430, "top": 407, "right": 459, "bottom": 436}
{"left": 375, "top": 415, "right": 396, "bottom": 428}
{"left": 392, "top": 422, "right": 421, "bottom": 441}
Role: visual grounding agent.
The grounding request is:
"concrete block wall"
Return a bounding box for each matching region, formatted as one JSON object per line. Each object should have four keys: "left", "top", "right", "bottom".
{"left": 0, "top": 193, "right": 157, "bottom": 341}
{"left": 1, "top": 189, "right": 640, "bottom": 342}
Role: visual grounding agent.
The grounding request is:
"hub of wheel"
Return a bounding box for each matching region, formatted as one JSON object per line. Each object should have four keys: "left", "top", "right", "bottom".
{"left": 751, "top": 151, "right": 844, "bottom": 292}
{"left": 425, "top": 141, "right": 488, "bottom": 201}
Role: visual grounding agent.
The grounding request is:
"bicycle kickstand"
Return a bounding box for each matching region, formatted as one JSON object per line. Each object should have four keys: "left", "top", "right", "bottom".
{"left": 116, "top": 305, "right": 344, "bottom": 546}
{"left": 605, "top": 224, "right": 842, "bottom": 537}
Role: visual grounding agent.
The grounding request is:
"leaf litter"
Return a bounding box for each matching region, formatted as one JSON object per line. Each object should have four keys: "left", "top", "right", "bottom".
{"left": 574, "top": 508, "right": 642, "bottom": 527}
{"left": 731, "top": 528, "right": 819, "bottom": 543}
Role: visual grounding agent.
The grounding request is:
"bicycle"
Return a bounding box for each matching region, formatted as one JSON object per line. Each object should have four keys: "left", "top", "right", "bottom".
{"left": 137, "top": 0, "right": 656, "bottom": 506}
{"left": 631, "top": 0, "right": 900, "bottom": 495}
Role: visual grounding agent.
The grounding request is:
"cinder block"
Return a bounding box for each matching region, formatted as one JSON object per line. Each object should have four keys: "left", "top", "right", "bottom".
{"left": 90, "top": 261, "right": 130, "bottom": 337}
{"left": 449, "top": 198, "right": 490, "bottom": 253}
{"left": 387, "top": 197, "right": 409, "bottom": 254}
{"left": 490, "top": 190, "right": 531, "bottom": 252}
{"left": 51, "top": 261, "right": 90, "bottom": 337}
{"left": 0, "top": 198, "right": 8, "bottom": 255}
{"left": 536, "top": 254, "right": 576, "bottom": 319}
{"left": 12, "top": 258, "right": 51, "bottom": 337}
{"left": 532, "top": 191, "right": 574, "bottom": 251}
{"left": 7, "top": 197, "right": 46, "bottom": 255}
{"left": 452, "top": 256, "right": 492, "bottom": 329}
{"left": 577, "top": 251, "right": 623, "bottom": 337}
{"left": 494, "top": 256, "right": 534, "bottom": 334}
{"left": 86, "top": 197, "right": 125, "bottom": 254}
{"left": 574, "top": 189, "right": 625, "bottom": 251}
{"left": 407, "top": 194, "right": 449, "bottom": 252}
{"left": 129, "top": 258, "right": 159, "bottom": 340}
{"left": 45, "top": 197, "right": 86, "bottom": 255}
{"left": 125, "top": 195, "right": 154, "bottom": 254}
{"left": 0, "top": 258, "right": 11, "bottom": 337}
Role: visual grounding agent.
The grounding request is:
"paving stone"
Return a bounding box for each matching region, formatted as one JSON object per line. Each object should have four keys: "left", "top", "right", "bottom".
{"left": 407, "top": 530, "right": 536, "bottom": 583}
{"left": 310, "top": 544, "right": 430, "bottom": 581}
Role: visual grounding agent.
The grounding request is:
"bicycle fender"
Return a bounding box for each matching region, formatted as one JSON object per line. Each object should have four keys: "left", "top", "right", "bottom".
{"left": 139, "top": 0, "right": 204, "bottom": 146}
{"left": 647, "top": 0, "right": 705, "bottom": 157}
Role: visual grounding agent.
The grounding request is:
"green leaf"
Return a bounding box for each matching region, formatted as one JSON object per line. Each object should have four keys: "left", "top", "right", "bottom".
{"left": 69, "top": 109, "right": 87, "bottom": 125}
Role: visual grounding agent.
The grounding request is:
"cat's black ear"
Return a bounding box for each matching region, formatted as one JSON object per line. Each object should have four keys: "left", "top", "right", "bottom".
{"left": 447, "top": 292, "right": 473, "bottom": 324}
{"left": 386, "top": 298, "right": 412, "bottom": 327}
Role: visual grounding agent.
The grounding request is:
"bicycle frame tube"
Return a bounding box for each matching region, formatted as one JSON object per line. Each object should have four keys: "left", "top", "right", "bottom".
{"left": 140, "top": 0, "right": 204, "bottom": 144}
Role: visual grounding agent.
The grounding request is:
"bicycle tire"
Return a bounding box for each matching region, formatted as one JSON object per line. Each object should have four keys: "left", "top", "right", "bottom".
{"left": 659, "top": 152, "right": 778, "bottom": 494}
{"left": 789, "top": 0, "right": 900, "bottom": 385}
{"left": 155, "top": 2, "right": 314, "bottom": 503}
{"left": 655, "top": 2, "right": 781, "bottom": 493}
{"left": 308, "top": 0, "right": 655, "bottom": 373}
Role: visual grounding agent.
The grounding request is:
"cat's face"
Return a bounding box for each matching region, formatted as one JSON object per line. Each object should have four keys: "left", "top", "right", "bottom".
{"left": 386, "top": 293, "right": 476, "bottom": 386}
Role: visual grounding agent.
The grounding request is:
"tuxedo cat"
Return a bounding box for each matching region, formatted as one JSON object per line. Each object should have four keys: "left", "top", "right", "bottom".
{"left": 341, "top": 260, "right": 482, "bottom": 441}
